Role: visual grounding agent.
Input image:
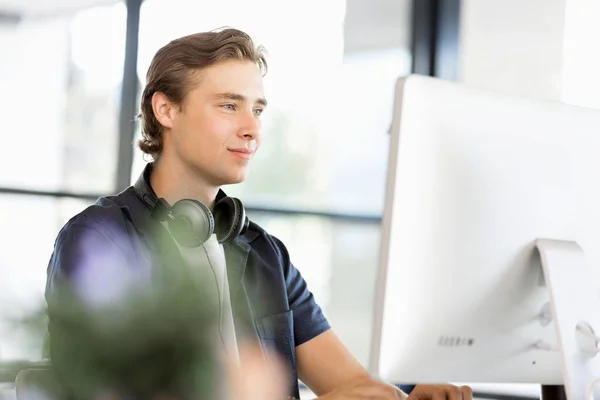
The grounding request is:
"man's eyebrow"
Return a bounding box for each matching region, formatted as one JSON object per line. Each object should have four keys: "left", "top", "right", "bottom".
{"left": 214, "top": 92, "right": 268, "bottom": 107}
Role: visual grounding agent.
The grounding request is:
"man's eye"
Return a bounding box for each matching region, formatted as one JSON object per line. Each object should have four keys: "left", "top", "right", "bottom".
{"left": 223, "top": 104, "right": 235, "bottom": 110}
{"left": 253, "top": 108, "right": 264, "bottom": 116}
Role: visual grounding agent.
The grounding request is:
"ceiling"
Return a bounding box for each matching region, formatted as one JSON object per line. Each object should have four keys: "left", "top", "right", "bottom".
{"left": 0, "top": 0, "right": 121, "bottom": 18}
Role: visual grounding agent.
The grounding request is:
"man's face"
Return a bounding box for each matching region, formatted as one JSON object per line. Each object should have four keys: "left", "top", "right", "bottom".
{"left": 165, "top": 59, "right": 266, "bottom": 187}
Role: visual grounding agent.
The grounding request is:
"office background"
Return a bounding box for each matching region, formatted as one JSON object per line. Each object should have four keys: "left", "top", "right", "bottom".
{"left": 0, "top": 0, "right": 599, "bottom": 398}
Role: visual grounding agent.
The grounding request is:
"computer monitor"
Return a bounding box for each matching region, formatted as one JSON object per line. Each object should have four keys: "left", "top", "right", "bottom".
{"left": 369, "top": 75, "right": 600, "bottom": 400}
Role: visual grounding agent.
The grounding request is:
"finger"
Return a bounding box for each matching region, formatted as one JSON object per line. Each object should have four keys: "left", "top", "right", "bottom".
{"left": 409, "top": 385, "right": 447, "bottom": 400}
{"left": 460, "top": 386, "right": 473, "bottom": 400}
{"left": 440, "top": 384, "right": 463, "bottom": 400}
{"left": 352, "top": 383, "right": 404, "bottom": 400}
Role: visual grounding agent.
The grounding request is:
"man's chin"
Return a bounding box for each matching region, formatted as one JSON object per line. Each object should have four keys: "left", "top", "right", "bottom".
{"left": 218, "top": 173, "right": 248, "bottom": 187}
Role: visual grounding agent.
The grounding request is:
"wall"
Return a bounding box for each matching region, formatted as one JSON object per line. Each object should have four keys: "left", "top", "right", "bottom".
{"left": 458, "top": 0, "right": 600, "bottom": 110}
{"left": 561, "top": 0, "right": 600, "bottom": 109}
{"left": 458, "top": 0, "right": 567, "bottom": 101}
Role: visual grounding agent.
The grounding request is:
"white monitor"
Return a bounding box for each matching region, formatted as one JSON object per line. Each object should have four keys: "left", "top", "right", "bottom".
{"left": 369, "top": 75, "right": 600, "bottom": 400}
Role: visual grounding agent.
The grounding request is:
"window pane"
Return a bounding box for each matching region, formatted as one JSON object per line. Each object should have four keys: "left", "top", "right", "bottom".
{"left": 0, "top": 195, "right": 92, "bottom": 362}
{"left": 0, "top": 3, "right": 125, "bottom": 194}
{"left": 322, "top": 50, "right": 411, "bottom": 214}
{"left": 247, "top": 211, "right": 381, "bottom": 367}
{"left": 131, "top": 0, "right": 405, "bottom": 215}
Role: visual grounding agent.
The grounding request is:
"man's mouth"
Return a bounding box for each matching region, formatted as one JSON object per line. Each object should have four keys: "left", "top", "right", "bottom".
{"left": 228, "top": 148, "right": 254, "bottom": 160}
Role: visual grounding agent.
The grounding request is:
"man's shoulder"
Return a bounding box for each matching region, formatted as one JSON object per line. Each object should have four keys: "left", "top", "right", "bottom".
{"left": 242, "top": 220, "right": 295, "bottom": 275}
{"left": 56, "top": 188, "right": 139, "bottom": 243}
{"left": 245, "top": 219, "right": 267, "bottom": 240}
{"left": 244, "top": 220, "right": 285, "bottom": 253}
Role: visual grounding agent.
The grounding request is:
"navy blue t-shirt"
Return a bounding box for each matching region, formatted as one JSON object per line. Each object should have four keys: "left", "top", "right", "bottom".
{"left": 45, "top": 178, "right": 330, "bottom": 399}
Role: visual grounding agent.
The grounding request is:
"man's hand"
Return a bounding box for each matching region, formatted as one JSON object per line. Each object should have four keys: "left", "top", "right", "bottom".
{"left": 317, "top": 376, "right": 406, "bottom": 399}
{"left": 317, "top": 379, "right": 473, "bottom": 400}
{"left": 408, "top": 384, "right": 473, "bottom": 400}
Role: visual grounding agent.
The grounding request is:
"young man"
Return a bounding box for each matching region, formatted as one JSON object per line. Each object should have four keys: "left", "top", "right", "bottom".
{"left": 46, "top": 28, "right": 472, "bottom": 400}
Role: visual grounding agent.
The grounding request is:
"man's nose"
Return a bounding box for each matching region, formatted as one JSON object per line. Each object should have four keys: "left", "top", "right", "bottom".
{"left": 239, "top": 111, "right": 260, "bottom": 140}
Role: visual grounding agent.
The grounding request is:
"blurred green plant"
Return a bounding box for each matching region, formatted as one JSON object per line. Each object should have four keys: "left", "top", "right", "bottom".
{"left": 14, "top": 254, "right": 224, "bottom": 400}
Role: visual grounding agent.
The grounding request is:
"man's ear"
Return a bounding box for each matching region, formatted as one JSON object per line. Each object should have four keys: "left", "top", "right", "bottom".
{"left": 151, "top": 92, "right": 176, "bottom": 129}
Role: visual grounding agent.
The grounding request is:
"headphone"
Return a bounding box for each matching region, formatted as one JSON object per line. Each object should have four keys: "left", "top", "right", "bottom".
{"left": 134, "top": 164, "right": 249, "bottom": 247}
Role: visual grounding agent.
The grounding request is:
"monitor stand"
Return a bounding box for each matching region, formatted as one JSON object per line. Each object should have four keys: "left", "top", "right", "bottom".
{"left": 536, "top": 239, "right": 600, "bottom": 400}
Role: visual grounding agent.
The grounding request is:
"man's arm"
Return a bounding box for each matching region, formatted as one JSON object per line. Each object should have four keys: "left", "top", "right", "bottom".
{"left": 272, "top": 233, "right": 399, "bottom": 399}
{"left": 296, "top": 329, "right": 405, "bottom": 399}
{"left": 273, "top": 233, "right": 473, "bottom": 400}
{"left": 295, "top": 329, "right": 368, "bottom": 396}
{"left": 296, "top": 330, "right": 473, "bottom": 400}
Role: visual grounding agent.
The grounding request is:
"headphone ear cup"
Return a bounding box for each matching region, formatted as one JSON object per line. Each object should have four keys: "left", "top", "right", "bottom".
{"left": 213, "top": 197, "right": 248, "bottom": 244}
{"left": 168, "top": 199, "right": 214, "bottom": 247}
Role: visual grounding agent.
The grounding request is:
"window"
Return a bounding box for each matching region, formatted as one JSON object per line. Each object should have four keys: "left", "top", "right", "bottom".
{"left": 0, "top": 1, "right": 126, "bottom": 362}
{"left": 323, "top": 48, "right": 411, "bottom": 215}
{"left": 0, "top": 195, "right": 92, "bottom": 361}
{"left": 0, "top": 3, "right": 126, "bottom": 194}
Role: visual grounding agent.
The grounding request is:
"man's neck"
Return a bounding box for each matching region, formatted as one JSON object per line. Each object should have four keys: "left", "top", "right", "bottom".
{"left": 149, "top": 157, "right": 219, "bottom": 210}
